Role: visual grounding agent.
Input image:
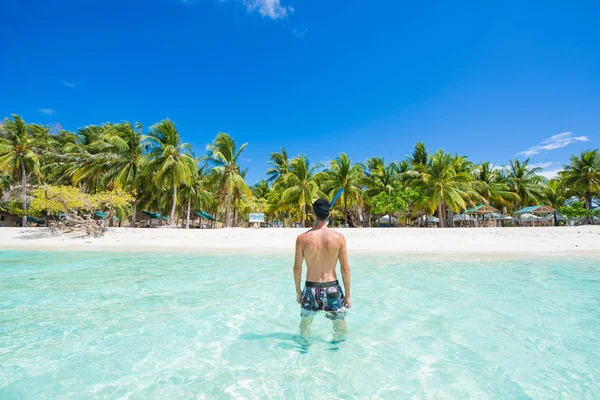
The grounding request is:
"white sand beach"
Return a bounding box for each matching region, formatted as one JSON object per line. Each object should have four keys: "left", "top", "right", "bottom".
{"left": 1, "top": 226, "right": 599, "bottom": 256}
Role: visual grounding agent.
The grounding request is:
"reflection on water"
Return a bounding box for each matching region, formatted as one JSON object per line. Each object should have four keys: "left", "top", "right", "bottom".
{"left": 1, "top": 251, "right": 599, "bottom": 398}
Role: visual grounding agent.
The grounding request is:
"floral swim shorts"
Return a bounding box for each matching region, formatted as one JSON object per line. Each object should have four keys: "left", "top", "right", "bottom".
{"left": 301, "top": 280, "right": 347, "bottom": 320}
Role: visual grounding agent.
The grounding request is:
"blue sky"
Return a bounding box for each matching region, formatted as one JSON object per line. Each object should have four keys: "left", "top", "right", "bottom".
{"left": 1, "top": 0, "right": 599, "bottom": 183}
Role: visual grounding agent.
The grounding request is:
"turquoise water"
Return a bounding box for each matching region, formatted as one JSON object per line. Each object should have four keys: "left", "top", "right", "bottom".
{"left": 1, "top": 251, "right": 599, "bottom": 399}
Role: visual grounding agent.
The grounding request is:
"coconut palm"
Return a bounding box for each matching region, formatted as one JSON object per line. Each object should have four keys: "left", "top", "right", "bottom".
{"left": 266, "top": 147, "right": 290, "bottom": 184}
{"left": 204, "top": 133, "right": 251, "bottom": 227}
{"left": 559, "top": 150, "right": 600, "bottom": 210}
{"left": 0, "top": 115, "right": 44, "bottom": 226}
{"left": 281, "top": 155, "right": 325, "bottom": 227}
{"left": 142, "top": 119, "right": 196, "bottom": 225}
{"left": 322, "top": 153, "right": 363, "bottom": 225}
{"left": 409, "top": 150, "right": 479, "bottom": 227}
{"left": 503, "top": 159, "right": 545, "bottom": 209}
{"left": 472, "top": 162, "right": 519, "bottom": 208}
{"left": 544, "top": 179, "right": 567, "bottom": 226}
{"left": 362, "top": 157, "right": 399, "bottom": 197}
{"left": 178, "top": 165, "right": 212, "bottom": 229}
{"left": 409, "top": 142, "right": 429, "bottom": 171}
{"left": 101, "top": 122, "right": 145, "bottom": 227}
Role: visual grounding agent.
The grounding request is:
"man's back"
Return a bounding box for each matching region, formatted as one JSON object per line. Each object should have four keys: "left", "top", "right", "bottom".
{"left": 293, "top": 198, "right": 351, "bottom": 339}
{"left": 298, "top": 227, "right": 345, "bottom": 282}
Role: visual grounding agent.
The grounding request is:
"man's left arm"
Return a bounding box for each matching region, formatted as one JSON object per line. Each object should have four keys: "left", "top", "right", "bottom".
{"left": 293, "top": 236, "right": 304, "bottom": 303}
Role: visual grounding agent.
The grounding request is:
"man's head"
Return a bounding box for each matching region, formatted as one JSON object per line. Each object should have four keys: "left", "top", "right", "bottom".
{"left": 312, "top": 198, "right": 331, "bottom": 221}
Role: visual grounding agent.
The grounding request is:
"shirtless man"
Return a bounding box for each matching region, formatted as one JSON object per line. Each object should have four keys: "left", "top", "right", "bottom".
{"left": 293, "top": 198, "right": 351, "bottom": 339}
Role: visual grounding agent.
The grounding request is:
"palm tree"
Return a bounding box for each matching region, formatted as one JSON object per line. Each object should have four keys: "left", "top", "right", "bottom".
{"left": 322, "top": 153, "right": 363, "bottom": 225}
{"left": 266, "top": 147, "right": 290, "bottom": 184}
{"left": 362, "top": 157, "right": 399, "bottom": 197}
{"left": 503, "top": 159, "right": 545, "bottom": 209}
{"left": 142, "top": 119, "right": 196, "bottom": 225}
{"left": 281, "top": 155, "right": 325, "bottom": 227}
{"left": 544, "top": 179, "right": 567, "bottom": 226}
{"left": 204, "top": 133, "right": 251, "bottom": 227}
{"left": 409, "top": 142, "right": 429, "bottom": 171}
{"left": 409, "top": 150, "right": 478, "bottom": 227}
{"left": 472, "top": 162, "right": 519, "bottom": 208}
{"left": 179, "top": 165, "right": 212, "bottom": 229}
{"left": 559, "top": 150, "right": 600, "bottom": 210}
{"left": 101, "top": 122, "right": 145, "bottom": 227}
{"left": 0, "top": 115, "right": 43, "bottom": 226}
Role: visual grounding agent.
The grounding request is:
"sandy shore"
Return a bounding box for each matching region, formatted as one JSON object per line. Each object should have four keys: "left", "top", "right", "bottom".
{"left": 1, "top": 226, "right": 599, "bottom": 257}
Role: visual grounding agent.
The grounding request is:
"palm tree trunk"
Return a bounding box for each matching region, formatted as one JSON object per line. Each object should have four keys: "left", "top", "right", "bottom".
{"left": 21, "top": 159, "right": 27, "bottom": 228}
{"left": 226, "top": 192, "right": 232, "bottom": 227}
{"left": 301, "top": 206, "right": 306, "bottom": 227}
{"left": 448, "top": 208, "right": 454, "bottom": 227}
{"left": 344, "top": 195, "right": 348, "bottom": 226}
{"left": 185, "top": 199, "right": 191, "bottom": 229}
{"left": 131, "top": 201, "right": 137, "bottom": 228}
{"left": 437, "top": 203, "right": 444, "bottom": 228}
{"left": 233, "top": 201, "right": 237, "bottom": 227}
{"left": 170, "top": 184, "right": 177, "bottom": 225}
{"left": 553, "top": 211, "right": 558, "bottom": 227}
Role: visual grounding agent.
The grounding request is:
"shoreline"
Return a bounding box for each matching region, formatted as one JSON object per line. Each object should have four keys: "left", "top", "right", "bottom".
{"left": 1, "top": 226, "right": 599, "bottom": 259}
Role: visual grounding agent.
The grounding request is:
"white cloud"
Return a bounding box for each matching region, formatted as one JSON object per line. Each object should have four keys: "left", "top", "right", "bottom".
{"left": 243, "top": 0, "right": 292, "bottom": 19}
{"left": 516, "top": 132, "right": 589, "bottom": 156}
{"left": 292, "top": 28, "right": 307, "bottom": 37}
{"left": 37, "top": 108, "right": 56, "bottom": 116}
{"left": 60, "top": 80, "right": 77, "bottom": 88}
{"left": 183, "top": 0, "right": 292, "bottom": 19}
{"left": 529, "top": 162, "right": 561, "bottom": 179}
{"left": 529, "top": 162, "right": 554, "bottom": 169}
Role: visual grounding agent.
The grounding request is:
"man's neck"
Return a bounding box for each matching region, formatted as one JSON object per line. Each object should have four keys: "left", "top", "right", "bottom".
{"left": 313, "top": 220, "right": 328, "bottom": 230}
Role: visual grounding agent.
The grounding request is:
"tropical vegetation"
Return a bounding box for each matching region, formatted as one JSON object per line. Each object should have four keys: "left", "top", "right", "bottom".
{"left": 1, "top": 114, "right": 599, "bottom": 228}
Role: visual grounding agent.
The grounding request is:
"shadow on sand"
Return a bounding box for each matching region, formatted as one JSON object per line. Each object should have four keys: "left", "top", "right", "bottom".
{"left": 15, "top": 228, "right": 87, "bottom": 241}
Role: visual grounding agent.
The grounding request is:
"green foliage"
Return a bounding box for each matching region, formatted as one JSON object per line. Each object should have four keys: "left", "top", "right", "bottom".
{"left": 0, "top": 199, "right": 28, "bottom": 217}
{"left": 30, "top": 186, "right": 134, "bottom": 215}
{"left": 3, "top": 113, "right": 600, "bottom": 228}
{"left": 560, "top": 201, "right": 596, "bottom": 219}
{"left": 371, "top": 187, "right": 423, "bottom": 216}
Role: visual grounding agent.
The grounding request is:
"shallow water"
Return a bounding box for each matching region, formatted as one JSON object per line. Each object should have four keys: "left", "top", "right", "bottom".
{"left": 0, "top": 251, "right": 599, "bottom": 399}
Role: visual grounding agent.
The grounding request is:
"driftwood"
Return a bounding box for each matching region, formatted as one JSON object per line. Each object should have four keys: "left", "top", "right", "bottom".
{"left": 41, "top": 186, "right": 113, "bottom": 236}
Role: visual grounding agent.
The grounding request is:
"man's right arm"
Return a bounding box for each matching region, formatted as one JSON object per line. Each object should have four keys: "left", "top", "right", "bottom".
{"left": 339, "top": 235, "right": 352, "bottom": 308}
{"left": 293, "top": 236, "right": 304, "bottom": 303}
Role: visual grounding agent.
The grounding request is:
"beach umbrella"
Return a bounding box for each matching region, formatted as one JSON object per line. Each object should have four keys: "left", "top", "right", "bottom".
{"left": 453, "top": 214, "right": 474, "bottom": 222}
{"left": 541, "top": 213, "right": 567, "bottom": 222}
{"left": 427, "top": 216, "right": 440, "bottom": 224}
{"left": 484, "top": 213, "right": 513, "bottom": 220}
{"left": 378, "top": 214, "right": 398, "bottom": 226}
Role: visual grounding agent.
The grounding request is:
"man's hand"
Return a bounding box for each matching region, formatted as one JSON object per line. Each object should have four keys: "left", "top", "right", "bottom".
{"left": 296, "top": 292, "right": 302, "bottom": 304}
{"left": 343, "top": 297, "right": 352, "bottom": 309}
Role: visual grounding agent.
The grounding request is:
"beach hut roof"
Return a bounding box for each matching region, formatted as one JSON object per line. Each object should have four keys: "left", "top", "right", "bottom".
{"left": 194, "top": 211, "right": 216, "bottom": 221}
{"left": 427, "top": 216, "right": 440, "bottom": 223}
{"left": 141, "top": 211, "right": 168, "bottom": 221}
{"left": 484, "top": 213, "right": 513, "bottom": 220}
{"left": 94, "top": 211, "right": 120, "bottom": 221}
{"left": 518, "top": 213, "right": 541, "bottom": 220}
{"left": 26, "top": 216, "right": 45, "bottom": 224}
{"left": 378, "top": 214, "right": 398, "bottom": 224}
{"left": 516, "top": 205, "right": 556, "bottom": 214}
{"left": 466, "top": 204, "right": 499, "bottom": 214}
{"left": 541, "top": 213, "right": 567, "bottom": 222}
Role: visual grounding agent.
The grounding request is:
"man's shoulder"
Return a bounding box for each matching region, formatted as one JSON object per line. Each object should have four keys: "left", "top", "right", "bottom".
{"left": 329, "top": 229, "right": 346, "bottom": 240}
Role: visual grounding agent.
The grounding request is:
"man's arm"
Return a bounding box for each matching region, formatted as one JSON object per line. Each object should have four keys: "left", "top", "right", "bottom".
{"left": 293, "top": 236, "right": 304, "bottom": 303}
{"left": 339, "top": 235, "right": 352, "bottom": 308}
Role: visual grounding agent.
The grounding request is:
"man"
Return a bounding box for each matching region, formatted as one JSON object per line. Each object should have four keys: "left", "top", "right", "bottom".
{"left": 293, "top": 198, "right": 351, "bottom": 339}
